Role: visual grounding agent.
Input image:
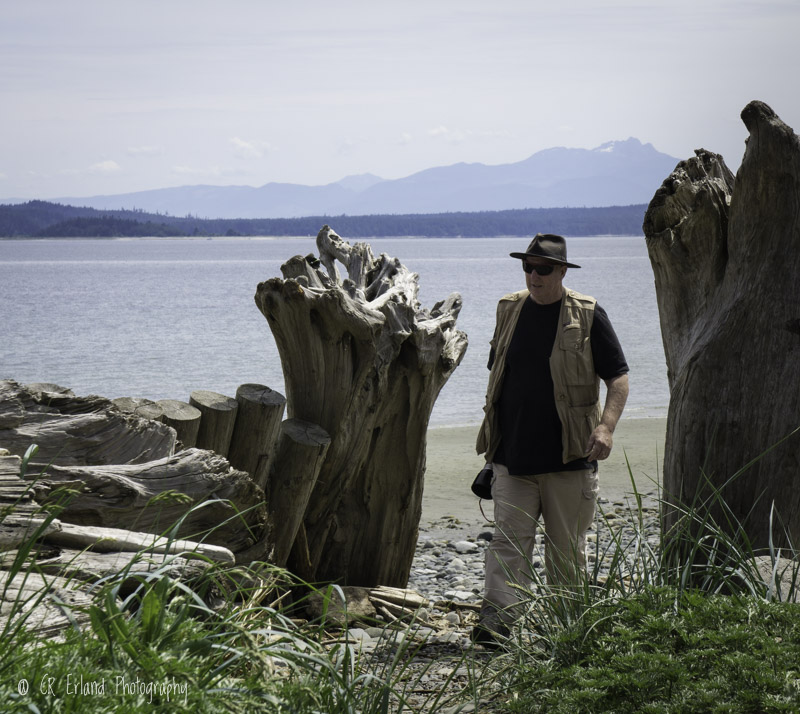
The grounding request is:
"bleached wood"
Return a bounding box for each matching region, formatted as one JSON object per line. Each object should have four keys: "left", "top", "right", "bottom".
{"left": 42, "top": 522, "right": 235, "bottom": 564}
{"left": 0, "top": 570, "right": 92, "bottom": 638}
{"left": 27, "top": 448, "right": 267, "bottom": 554}
{"left": 643, "top": 100, "right": 800, "bottom": 548}
{"left": 31, "top": 547, "right": 213, "bottom": 592}
{"left": 157, "top": 398, "right": 201, "bottom": 448}
{"left": 0, "top": 380, "right": 175, "bottom": 467}
{"left": 112, "top": 396, "right": 165, "bottom": 422}
{"left": 190, "top": 390, "right": 239, "bottom": 457}
{"left": 227, "top": 383, "right": 286, "bottom": 479}
{"left": 254, "top": 226, "right": 467, "bottom": 586}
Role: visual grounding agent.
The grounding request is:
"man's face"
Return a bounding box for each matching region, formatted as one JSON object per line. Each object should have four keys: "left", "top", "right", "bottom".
{"left": 524, "top": 258, "right": 566, "bottom": 305}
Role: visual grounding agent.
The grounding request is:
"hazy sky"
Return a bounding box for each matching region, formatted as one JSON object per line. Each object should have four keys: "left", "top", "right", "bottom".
{"left": 2, "top": 0, "right": 798, "bottom": 199}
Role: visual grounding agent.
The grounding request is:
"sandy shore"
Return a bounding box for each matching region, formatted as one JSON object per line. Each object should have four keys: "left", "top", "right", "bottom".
{"left": 422, "top": 418, "right": 666, "bottom": 531}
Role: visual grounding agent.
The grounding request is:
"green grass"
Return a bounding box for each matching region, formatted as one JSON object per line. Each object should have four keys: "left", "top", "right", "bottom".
{"left": 1, "top": 445, "right": 480, "bottom": 713}
{"left": 3, "top": 438, "right": 800, "bottom": 713}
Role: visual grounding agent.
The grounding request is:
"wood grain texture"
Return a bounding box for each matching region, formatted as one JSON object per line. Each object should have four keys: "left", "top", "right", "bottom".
{"left": 227, "top": 383, "right": 286, "bottom": 479}
{"left": 255, "top": 226, "right": 468, "bottom": 586}
{"left": 27, "top": 448, "right": 267, "bottom": 554}
{"left": 643, "top": 101, "right": 800, "bottom": 547}
{"left": 190, "top": 390, "right": 239, "bottom": 457}
{"left": 0, "top": 380, "right": 176, "bottom": 466}
{"left": 157, "top": 398, "right": 201, "bottom": 448}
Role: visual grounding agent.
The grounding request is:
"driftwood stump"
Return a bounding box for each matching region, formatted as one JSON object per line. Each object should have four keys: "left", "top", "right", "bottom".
{"left": 255, "top": 226, "right": 467, "bottom": 586}
{"left": 190, "top": 390, "right": 238, "bottom": 457}
{"left": 227, "top": 383, "right": 286, "bottom": 479}
{"left": 643, "top": 100, "right": 800, "bottom": 548}
{"left": 157, "top": 399, "right": 201, "bottom": 448}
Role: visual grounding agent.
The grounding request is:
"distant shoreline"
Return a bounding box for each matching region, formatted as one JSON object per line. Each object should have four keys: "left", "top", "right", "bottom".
{"left": 0, "top": 200, "right": 647, "bottom": 239}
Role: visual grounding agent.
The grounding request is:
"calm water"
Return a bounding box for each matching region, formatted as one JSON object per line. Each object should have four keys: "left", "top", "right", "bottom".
{"left": 0, "top": 235, "right": 668, "bottom": 427}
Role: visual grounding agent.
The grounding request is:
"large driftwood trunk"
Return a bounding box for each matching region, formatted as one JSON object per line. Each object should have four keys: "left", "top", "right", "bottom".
{"left": 643, "top": 101, "right": 800, "bottom": 547}
{"left": 255, "top": 226, "right": 467, "bottom": 586}
{"left": 0, "top": 380, "right": 176, "bottom": 466}
{"left": 18, "top": 449, "right": 266, "bottom": 554}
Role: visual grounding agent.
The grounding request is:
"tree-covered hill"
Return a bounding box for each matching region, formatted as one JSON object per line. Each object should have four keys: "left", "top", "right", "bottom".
{"left": 0, "top": 200, "right": 647, "bottom": 238}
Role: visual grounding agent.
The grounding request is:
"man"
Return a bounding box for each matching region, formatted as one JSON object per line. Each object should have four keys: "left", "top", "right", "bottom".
{"left": 473, "top": 233, "right": 629, "bottom": 647}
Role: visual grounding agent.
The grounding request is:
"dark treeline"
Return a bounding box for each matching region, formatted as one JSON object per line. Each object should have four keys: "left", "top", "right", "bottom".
{"left": 0, "top": 200, "right": 646, "bottom": 238}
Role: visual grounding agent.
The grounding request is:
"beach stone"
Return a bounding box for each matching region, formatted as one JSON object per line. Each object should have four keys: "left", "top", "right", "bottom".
{"left": 444, "top": 611, "right": 461, "bottom": 626}
{"left": 345, "top": 628, "right": 374, "bottom": 649}
{"left": 449, "top": 557, "right": 467, "bottom": 572}
{"left": 453, "top": 540, "right": 479, "bottom": 554}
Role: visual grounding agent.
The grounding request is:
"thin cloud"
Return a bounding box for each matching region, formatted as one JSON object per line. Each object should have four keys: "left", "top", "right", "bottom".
{"left": 337, "top": 138, "right": 357, "bottom": 156}
{"left": 88, "top": 160, "right": 122, "bottom": 174}
{"left": 58, "top": 161, "right": 122, "bottom": 176}
{"left": 230, "top": 137, "right": 274, "bottom": 159}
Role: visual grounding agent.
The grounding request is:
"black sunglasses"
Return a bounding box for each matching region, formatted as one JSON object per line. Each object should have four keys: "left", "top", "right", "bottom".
{"left": 522, "top": 262, "right": 557, "bottom": 276}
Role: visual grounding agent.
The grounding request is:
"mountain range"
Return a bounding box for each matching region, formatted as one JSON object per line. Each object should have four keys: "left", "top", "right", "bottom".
{"left": 43, "top": 138, "right": 679, "bottom": 220}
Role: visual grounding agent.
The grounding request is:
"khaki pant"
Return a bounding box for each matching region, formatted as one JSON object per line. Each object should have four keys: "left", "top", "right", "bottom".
{"left": 482, "top": 463, "right": 598, "bottom": 623}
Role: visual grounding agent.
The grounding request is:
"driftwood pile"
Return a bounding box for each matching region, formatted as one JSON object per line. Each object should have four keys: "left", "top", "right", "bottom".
{"left": 2, "top": 227, "right": 467, "bottom": 635}
{"left": 0, "top": 380, "right": 267, "bottom": 635}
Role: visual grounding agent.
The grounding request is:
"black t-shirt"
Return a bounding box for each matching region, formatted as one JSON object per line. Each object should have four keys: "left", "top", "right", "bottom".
{"left": 492, "top": 297, "right": 628, "bottom": 476}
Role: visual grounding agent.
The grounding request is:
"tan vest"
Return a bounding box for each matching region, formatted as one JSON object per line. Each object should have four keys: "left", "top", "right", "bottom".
{"left": 476, "top": 287, "right": 602, "bottom": 465}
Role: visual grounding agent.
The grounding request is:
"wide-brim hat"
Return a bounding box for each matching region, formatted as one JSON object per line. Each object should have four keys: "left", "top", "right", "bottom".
{"left": 510, "top": 233, "right": 581, "bottom": 268}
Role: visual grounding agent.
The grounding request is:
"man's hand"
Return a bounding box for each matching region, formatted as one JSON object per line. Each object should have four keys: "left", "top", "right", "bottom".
{"left": 586, "top": 423, "right": 614, "bottom": 461}
{"left": 586, "top": 373, "right": 629, "bottom": 461}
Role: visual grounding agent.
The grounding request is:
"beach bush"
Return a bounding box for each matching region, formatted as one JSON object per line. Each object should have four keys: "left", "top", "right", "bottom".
{"left": 505, "top": 586, "right": 800, "bottom": 713}
{"left": 484, "top": 450, "right": 800, "bottom": 713}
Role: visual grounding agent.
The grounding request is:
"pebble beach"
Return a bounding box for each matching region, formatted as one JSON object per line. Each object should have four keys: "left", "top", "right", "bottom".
{"left": 335, "top": 418, "right": 667, "bottom": 711}
{"left": 409, "top": 416, "right": 665, "bottom": 603}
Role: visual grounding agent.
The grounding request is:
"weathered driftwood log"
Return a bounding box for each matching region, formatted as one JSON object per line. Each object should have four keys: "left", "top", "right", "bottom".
{"left": 157, "top": 398, "right": 201, "bottom": 448}
{"left": 190, "top": 390, "right": 239, "bottom": 457}
{"left": 643, "top": 100, "right": 800, "bottom": 548}
{"left": 112, "top": 396, "right": 165, "bottom": 422}
{"left": 25, "top": 448, "right": 267, "bottom": 554}
{"left": 227, "top": 383, "right": 286, "bottom": 479}
{"left": 43, "top": 522, "right": 235, "bottom": 564}
{"left": 0, "top": 570, "right": 93, "bottom": 638}
{"left": 255, "top": 226, "right": 467, "bottom": 586}
{"left": 265, "top": 418, "right": 331, "bottom": 567}
{"left": 0, "top": 380, "right": 175, "bottom": 466}
{"left": 31, "top": 548, "right": 214, "bottom": 596}
{"left": 1, "top": 455, "right": 60, "bottom": 549}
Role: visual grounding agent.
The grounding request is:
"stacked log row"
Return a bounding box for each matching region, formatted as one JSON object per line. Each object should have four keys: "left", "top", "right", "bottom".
{"left": 190, "top": 390, "right": 239, "bottom": 456}
{"left": 0, "top": 380, "right": 268, "bottom": 558}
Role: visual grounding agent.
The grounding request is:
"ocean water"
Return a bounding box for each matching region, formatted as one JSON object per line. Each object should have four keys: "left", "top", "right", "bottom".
{"left": 0, "top": 235, "right": 668, "bottom": 427}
